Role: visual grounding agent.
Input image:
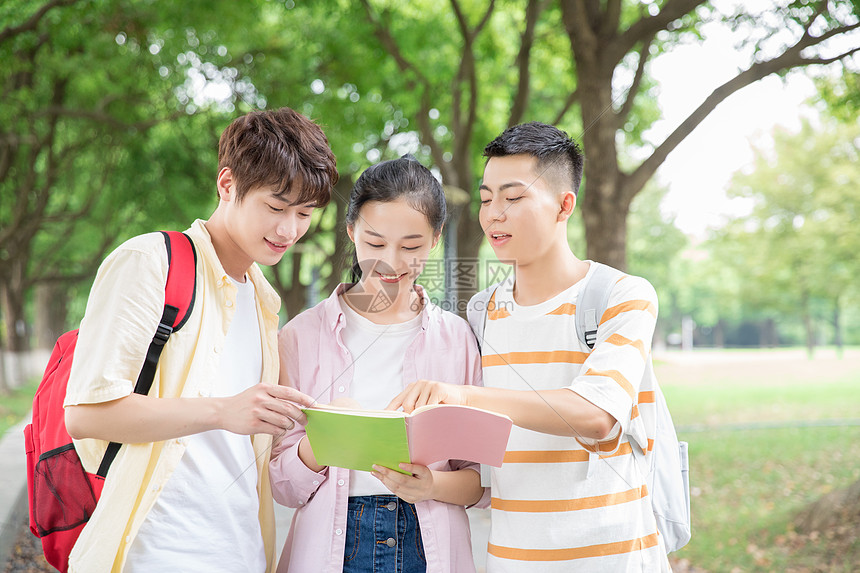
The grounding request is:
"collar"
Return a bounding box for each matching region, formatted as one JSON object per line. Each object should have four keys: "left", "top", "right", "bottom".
{"left": 322, "top": 283, "right": 435, "bottom": 332}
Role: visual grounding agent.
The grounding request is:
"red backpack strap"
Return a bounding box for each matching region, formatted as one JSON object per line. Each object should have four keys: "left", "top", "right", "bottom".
{"left": 96, "top": 231, "right": 197, "bottom": 477}
{"left": 161, "top": 231, "right": 197, "bottom": 332}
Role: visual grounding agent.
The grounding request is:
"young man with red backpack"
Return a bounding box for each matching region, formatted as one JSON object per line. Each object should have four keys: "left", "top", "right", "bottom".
{"left": 58, "top": 107, "right": 337, "bottom": 572}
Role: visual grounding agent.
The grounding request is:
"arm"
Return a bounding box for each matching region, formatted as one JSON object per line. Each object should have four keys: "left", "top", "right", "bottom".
{"left": 390, "top": 276, "right": 659, "bottom": 441}
{"left": 389, "top": 384, "right": 615, "bottom": 439}
{"left": 64, "top": 237, "right": 311, "bottom": 443}
{"left": 65, "top": 383, "right": 312, "bottom": 443}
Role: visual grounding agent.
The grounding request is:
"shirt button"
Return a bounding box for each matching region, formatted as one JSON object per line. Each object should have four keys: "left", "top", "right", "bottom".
{"left": 335, "top": 528, "right": 343, "bottom": 535}
{"left": 385, "top": 537, "right": 396, "bottom": 547}
{"left": 338, "top": 386, "right": 345, "bottom": 393}
{"left": 337, "top": 479, "right": 345, "bottom": 486}
{"left": 125, "top": 535, "right": 132, "bottom": 543}
{"left": 312, "top": 480, "right": 320, "bottom": 486}
{"left": 225, "top": 299, "right": 233, "bottom": 308}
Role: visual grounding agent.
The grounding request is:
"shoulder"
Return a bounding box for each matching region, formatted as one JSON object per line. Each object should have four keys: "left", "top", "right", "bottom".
{"left": 467, "top": 282, "right": 504, "bottom": 307}
{"left": 594, "top": 265, "right": 658, "bottom": 318}
{"left": 94, "top": 232, "right": 170, "bottom": 283}
{"left": 103, "top": 232, "right": 168, "bottom": 262}
{"left": 280, "top": 298, "right": 329, "bottom": 339}
{"left": 423, "top": 299, "right": 475, "bottom": 342}
{"left": 609, "top": 271, "right": 657, "bottom": 304}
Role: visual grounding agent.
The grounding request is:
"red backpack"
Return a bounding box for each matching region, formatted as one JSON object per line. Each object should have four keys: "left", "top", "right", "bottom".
{"left": 23, "top": 231, "right": 197, "bottom": 572}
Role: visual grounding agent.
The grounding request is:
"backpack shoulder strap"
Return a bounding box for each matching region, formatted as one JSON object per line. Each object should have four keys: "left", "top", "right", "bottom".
{"left": 96, "top": 231, "right": 197, "bottom": 477}
{"left": 467, "top": 283, "right": 500, "bottom": 352}
{"left": 575, "top": 262, "right": 624, "bottom": 349}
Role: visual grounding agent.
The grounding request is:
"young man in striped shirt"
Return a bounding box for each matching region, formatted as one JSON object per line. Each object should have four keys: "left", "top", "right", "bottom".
{"left": 390, "top": 122, "right": 671, "bottom": 572}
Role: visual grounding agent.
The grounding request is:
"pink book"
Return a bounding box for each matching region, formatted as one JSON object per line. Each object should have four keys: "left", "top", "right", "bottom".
{"left": 406, "top": 404, "right": 512, "bottom": 467}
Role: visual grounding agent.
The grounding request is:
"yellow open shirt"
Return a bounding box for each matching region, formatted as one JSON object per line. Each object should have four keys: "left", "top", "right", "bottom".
{"left": 64, "top": 220, "right": 280, "bottom": 573}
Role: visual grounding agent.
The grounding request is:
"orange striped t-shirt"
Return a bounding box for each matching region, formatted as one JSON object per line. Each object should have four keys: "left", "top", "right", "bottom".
{"left": 477, "top": 264, "right": 671, "bottom": 572}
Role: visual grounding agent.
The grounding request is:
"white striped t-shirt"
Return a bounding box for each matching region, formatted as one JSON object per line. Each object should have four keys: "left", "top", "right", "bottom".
{"left": 479, "top": 263, "right": 671, "bottom": 573}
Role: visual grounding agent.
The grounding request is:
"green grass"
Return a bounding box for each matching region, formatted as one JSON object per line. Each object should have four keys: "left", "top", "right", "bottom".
{"left": 656, "top": 350, "right": 860, "bottom": 571}
{"left": 672, "top": 426, "right": 860, "bottom": 571}
{"left": 0, "top": 380, "right": 40, "bottom": 437}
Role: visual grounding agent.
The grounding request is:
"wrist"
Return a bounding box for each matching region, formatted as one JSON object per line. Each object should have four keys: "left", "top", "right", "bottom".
{"left": 298, "top": 435, "right": 326, "bottom": 472}
{"left": 461, "top": 384, "right": 478, "bottom": 408}
{"left": 208, "top": 397, "right": 227, "bottom": 432}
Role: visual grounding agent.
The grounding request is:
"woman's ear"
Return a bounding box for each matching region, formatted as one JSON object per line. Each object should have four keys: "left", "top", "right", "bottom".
{"left": 346, "top": 224, "right": 356, "bottom": 243}
{"left": 431, "top": 226, "right": 443, "bottom": 249}
{"left": 558, "top": 191, "right": 576, "bottom": 222}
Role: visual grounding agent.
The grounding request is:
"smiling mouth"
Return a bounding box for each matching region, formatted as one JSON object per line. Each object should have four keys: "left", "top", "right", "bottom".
{"left": 266, "top": 238, "right": 290, "bottom": 250}
{"left": 376, "top": 271, "right": 406, "bottom": 282}
{"left": 490, "top": 233, "right": 511, "bottom": 239}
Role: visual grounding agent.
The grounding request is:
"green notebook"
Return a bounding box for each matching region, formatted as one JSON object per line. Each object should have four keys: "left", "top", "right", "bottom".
{"left": 304, "top": 407, "right": 412, "bottom": 474}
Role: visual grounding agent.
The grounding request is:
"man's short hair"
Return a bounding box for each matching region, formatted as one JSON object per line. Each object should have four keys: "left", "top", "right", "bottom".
{"left": 483, "top": 121, "right": 584, "bottom": 196}
{"left": 218, "top": 107, "right": 338, "bottom": 206}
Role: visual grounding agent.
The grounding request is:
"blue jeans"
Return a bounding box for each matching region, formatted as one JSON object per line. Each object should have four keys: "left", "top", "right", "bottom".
{"left": 343, "top": 495, "right": 427, "bottom": 573}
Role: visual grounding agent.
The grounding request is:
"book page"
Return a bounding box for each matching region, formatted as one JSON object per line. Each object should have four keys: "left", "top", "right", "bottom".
{"left": 405, "top": 404, "right": 512, "bottom": 467}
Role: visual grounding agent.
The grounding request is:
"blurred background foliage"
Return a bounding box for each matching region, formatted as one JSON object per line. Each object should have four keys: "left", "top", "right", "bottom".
{"left": 2, "top": 0, "right": 859, "bottom": 376}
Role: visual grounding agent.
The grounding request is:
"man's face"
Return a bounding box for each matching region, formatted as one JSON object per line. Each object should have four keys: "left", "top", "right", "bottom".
{"left": 479, "top": 154, "right": 563, "bottom": 268}
{"left": 221, "top": 183, "right": 316, "bottom": 270}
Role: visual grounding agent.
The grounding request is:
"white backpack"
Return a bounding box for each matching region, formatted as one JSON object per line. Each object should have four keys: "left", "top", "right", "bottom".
{"left": 466, "top": 262, "right": 692, "bottom": 553}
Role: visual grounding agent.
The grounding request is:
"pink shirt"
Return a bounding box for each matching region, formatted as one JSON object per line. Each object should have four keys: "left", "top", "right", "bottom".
{"left": 269, "top": 284, "right": 484, "bottom": 573}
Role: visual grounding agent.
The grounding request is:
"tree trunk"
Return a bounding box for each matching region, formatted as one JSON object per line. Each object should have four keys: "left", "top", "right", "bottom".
{"left": 833, "top": 298, "right": 843, "bottom": 358}
{"left": 714, "top": 319, "right": 725, "bottom": 348}
{"left": 793, "top": 478, "right": 860, "bottom": 535}
{"left": 325, "top": 174, "right": 353, "bottom": 295}
{"left": 2, "top": 257, "right": 29, "bottom": 353}
{"left": 560, "top": 2, "right": 630, "bottom": 270}
{"left": 35, "top": 282, "right": 69, "bottom": 350}
{"left": 280, "top": 249, "right": 305, "bottom": 322}
{"left": 801, "top": 292, "right": 815, "bottom": 358}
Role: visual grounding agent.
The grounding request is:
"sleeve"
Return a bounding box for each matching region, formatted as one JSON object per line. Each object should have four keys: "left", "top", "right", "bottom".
{"left": 567, "top": 275, "right": 658, "bottom": 455}
{"left": 64, "top": 235, "right": 168, "bottom": 407}
{"left": 268, "top": 320, "right": 329, "bottom": 508}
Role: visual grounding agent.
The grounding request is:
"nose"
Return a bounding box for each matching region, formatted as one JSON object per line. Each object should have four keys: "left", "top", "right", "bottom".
{"left": 276, "top": 214, "right": 299, "bottom": 243}
{"left": 484, "top": 197, "right": 507, "bottom": 223}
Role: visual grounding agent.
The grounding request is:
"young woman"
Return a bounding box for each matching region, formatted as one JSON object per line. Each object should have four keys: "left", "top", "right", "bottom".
{"left": 269, "top": 155, "right": 485, "bottom": 573}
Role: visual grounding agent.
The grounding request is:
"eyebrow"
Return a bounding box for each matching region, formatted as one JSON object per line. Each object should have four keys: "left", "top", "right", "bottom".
{"left": 269, "top": 193, "right": 317, "bottom": 208}
{"left": 364, "top": 230, "right": 425, "bottom": 240}
{"left": 479, "top": 181, "right": 528, "bottom": 192}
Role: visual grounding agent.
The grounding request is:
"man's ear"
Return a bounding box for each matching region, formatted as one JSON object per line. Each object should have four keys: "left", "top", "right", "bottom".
{"left": 216, "top": 167, "right": 235, "bottom": 202}
{"left": 558, "top": 190, "right": 576, "bottom": 222}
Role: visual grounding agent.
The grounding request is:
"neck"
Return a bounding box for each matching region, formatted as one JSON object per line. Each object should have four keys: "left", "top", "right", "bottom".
{"left": 204, "top": 216, "right": 251, "bottom": 283}
{"left": 512, "top": 242, "right": 588, "bottom": 306}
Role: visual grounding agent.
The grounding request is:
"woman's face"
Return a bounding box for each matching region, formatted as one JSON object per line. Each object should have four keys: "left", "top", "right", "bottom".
{"left": 347, "top": 197, "right": 440, "bottom": 294}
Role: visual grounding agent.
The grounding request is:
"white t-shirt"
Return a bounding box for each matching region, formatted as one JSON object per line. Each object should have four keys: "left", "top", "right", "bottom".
{"left": 338, "top": 298, "right": 422, "bottom": 497}
{"left": 126, "top": 276, "right": 267, "bottom": 573}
